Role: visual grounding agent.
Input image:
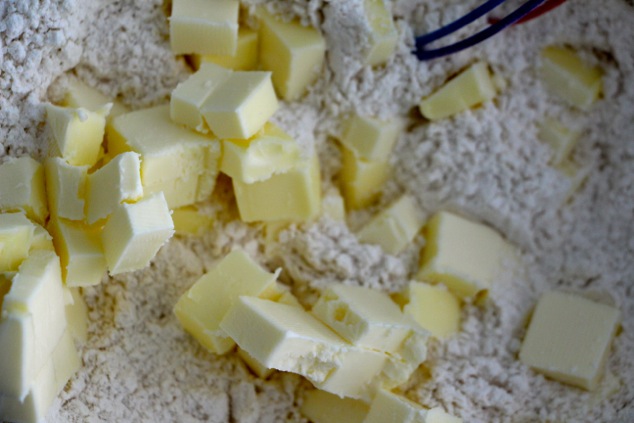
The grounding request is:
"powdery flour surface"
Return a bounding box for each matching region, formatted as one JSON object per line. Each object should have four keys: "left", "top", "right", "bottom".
{"left": 1, "top": 0, "right": 633, "bottom": 422}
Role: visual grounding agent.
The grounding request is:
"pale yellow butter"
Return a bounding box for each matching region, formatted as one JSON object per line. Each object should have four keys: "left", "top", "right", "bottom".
{"left": 357, "top": 195, "right": 424, "bottom": 255}
{"left": 342, "top": 114, "right": 400, "bottom": 162}
{"left": 62, "top": 78, "right": 129, "bottom": 121}
{"left": 65, "top": 288, "right": 88, "bottom": 344}
{"left": 44, "top": 157, "right": 88, "bottom": 221}
{"left": 340, "top": 146, "right": 390, "bottom": 210}
{"left": 259, "top": 9, "right": 326, "bottom": 101}
{"left": 300, "top": 389, "right": 369, "bottom": 423}
{"left": 321, "top": 188, "right": 346, "bottom": 222}
{"left": 541, "top": 46, "right": 603, "bottom": 110}
{"left": 364, "top": 389, "right": 462, "bottom": 423}
{"left": 0, "top": 157, "right": 48, "bottom": 224}
{"left": 403, "top": 281, "right": 461, "bottom": 339}
{"left": 237, "top": 347, "right": 275, "bottom": 379}
{"left": 0, "top": 273, "right": 12, "bottom": 311}
{"left": 375, "top": 323, "right": 429, "bottom": 389}
{"left": 191, "top": 28, "right": 259, "bottom": 71}
{"left": 267, "top": 282, "right": 302, "bottom": 308}
{"left": 519, "top": 291, "right": 621, "bottom": 390}
{"left": 0, "top": 213, "right": 35, "bottom": 272}
{"left": 171, "top": 206, "right": 214, "bottom": 236}
{"left": 419, "top": 62, "right": 496, "bottom": 120}
{"left": 100, "top": 192, "right": 174, "bottom": 275}
{"left": 538, "top": 118, "right": 580, "bottom": 166}
{"left": 170, "top": 0, "right": 239, "bottom": 56}
{"left": 363, "top": 0, "right": 399, "bottom": 66}
{"left": 173, "top": 248, "right": 280, "bottom": 355}
{"left": 29, "top": 224, "right": 54, "bottom": 253}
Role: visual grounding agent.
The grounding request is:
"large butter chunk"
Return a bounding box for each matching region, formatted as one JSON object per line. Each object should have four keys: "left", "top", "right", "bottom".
{"left": 232, "top": 153, "right": 321, "bottom": 222}
{"left": 62, "top": 78, "right": 129, "bottom": 121}
{"left": 100, "top": 193, "right": 174, "bottom": 275}
{"left": 171, "top": 206, "right": 214, "bottom": 236}
{"left": 363, "top": 0, "right": 399, "bottom": 66}
{"left": 221, "top": 122, "right": 301, "bottom": 183}
{"left": 48, "top": 218, "right": 106, "bottom": 287}
{"left": 540, "top": 46, "right": 603, "bottom": 110}
{"left": 342, "top": 114, "right": 399, "bottom": 162}
{"left": 312, "top": 284, "right": 412, "bottom": 353}
{"left": 259, "top": 9, "right": 326, "bottom": 101}
{"left": 44, "top": 157, "right": 88, "bottom": 221}
{"left": 173, "top": 248, "right": 280, "bottom": 355}
{"left": 357, "top": 195, "right": 424, "bottom": 255}
{"left": 170, "top": 63, "right": 232, "bottom": 132}
{"left": 170, "top": 0, "right": 239, "bottom": 56}
{"left": 416, "top": 211, "right": 509, "bottom": 299}
{"left": 402, "top": 282, "right": 460, "bottom": 339}
{"left": 237, "top": 347, "right": 275, "bottom": 379}
{"left": 46, "top": 103, "right": 111, "bottom": 167}
{"left": 201, "top": 71, "right": 278, "bottom": 140}
{"left": 191, "top": 28, "right": 259, "bottom": 71}
{"left": 419, "top": 62, "right": 496, "bottom": 121}
{"left": 340, "top": 146, "right": 390, "bottom": 210}
{"left": 108, "top": 105, "right": 221, "bottom": 209}
{"left": 519, "top": 291, "right": 621, "bottom": 390}
{"left": 0, "top": 213, "right": 35, "bottom": 272}
{"left": 538, "top": 118, "right": 580, "bottom": 166}
{"left": 301, "top": 389, "right": 369, "bottom": 423}
{"left": 86, "top": 152, "right": 143, "bottom": 224}
{"left": 0, "top": 157, "right": 48, "bottom": 224}
{"left": 364, "top": 389, "right": 462, "bottom": 423}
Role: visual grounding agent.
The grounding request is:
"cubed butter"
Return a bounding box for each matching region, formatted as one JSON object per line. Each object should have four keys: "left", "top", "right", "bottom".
{"left": 300, "top": 389, "right": 369, "bottom": 423}
{"left": 340, "top": 146, "right": 389, "bottom": 210}
{"left": 416, "top": 211, "right": 510, "bottom": 299}
{"left": 191, "top": 28, "right": 259, "bottom": 71}
{"left": 173, "top": 248, "right": 280, "bottom": 355}
{"left": 44, "top": 157, "right": 88, "bottom": 221}
{"left": 321, "top": 188, "right": 346, "bottom": 222}
{"left": 540, "top": 46, "right": 603, "bottom": 110}
{"left": 0, "top": 157, "right": 48, "bottom": 224}
{"left": 519, "top": 291, "right": 621, "bottom": 390}
{"left": 221, "top": 122, "right": 301, "bottom": 183}
{"left": 268, "top": 282, "right": 302, "bottom": 308}
{"left": 419, "top": 62, "right": 497, "bottom": 120}
{"left": 62, "top": 78, "right": 129, "bottom": 121}
{"left": 363, "top": 0, "right": 399, "bottom": 66}
{"left": 402, "top": 282, "right": 460, "bottom": 339}
{"left": 46, "top": 103, "right": 111, "bottom": 167}
{"left": 232, "top": 153, "right": 321, "bottom": 222}
{"left": 0, "top": 213, "right": 35, "bottom": 272}
{"left": 357, "top": 195, "right": 424, "bottom": 255}
{"left": 342, "top": 114, "right": 400, "bottom": 162}
{"left": 259, "top": 9, "right": 326, "bottom": 101}
{"left": 201, "top": 71, "right": 278, "bottom": 140}
{"left": 364, "top": 389, "right": 462, "bottom": 423}
{"left": 237, "top": 347, "right": 275, "bottom": 379}
{"left": 538, "top": 118, "right": 580, "bottom": 166}
{"left": 100, "top": 192, "right": 174, "bottom": 275}
{"left": 85, "top": 151, "right": 143, "bottom": 224}
{"left": 30, "top": 224, "right": 54, "bottom": 253}
{"left": 170, "top": 0, "right": 239, "bottom": 56}
{"left": 172, "top": 206, "right": 214, "bottom": 236}
{"left": 65, "top": 288, "right": 88, "bottom": 344}
{"left": 375, "top": 323, "right": 429, "bottom": 389}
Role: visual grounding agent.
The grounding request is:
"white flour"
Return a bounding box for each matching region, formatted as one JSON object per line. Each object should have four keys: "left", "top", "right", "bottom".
{"left": 1, "top": 0, "right": 633, "bottom": 422}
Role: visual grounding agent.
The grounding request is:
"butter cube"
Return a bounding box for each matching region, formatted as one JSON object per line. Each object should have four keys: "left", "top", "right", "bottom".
{"left": 46, "top": 103, "right": 111, "bottom": 167}
{"left": 100, "top": 193, "right": 174, "bottom": 275}
{"left": 416, "top": 211, "right": 509, "bottom": 299}
{"left": 419, "top": 62, "right": 497, "bottom": 121}
{"left": 65, "top": 288, "right": 88, "bottom": 344}
{"left": 357, "top": 195, "right": 424, "bottom": 255}
{"left": 363, "top": 0, "right": 399, "bottom": 66}
{"left": 191, "top": 28, "right": 259, "bottom": 71}
{"left": 268, "top": 282, "right": 302, "bottom": 308}
{"left": 221, "top": 122, "right": 301, "bottom": 183}
{"left": 340, "top": 146, "right": 390, "bottom": 210}
{"left": 172, "top": 206, "right": 214, "bottom": 236}
{"left": 201, "top": 71, "right": 278, "bottom": 139}
{"left": 173, "top": 248, "right": 280, "bottom": 355}
{"left": 259, "top": 9, "right": 326, "bottom": 101}
{"left": 44, "top": 157, "right": 88, "bottom": 221}
{"left": 300, "top": 389, "right": 369, "bottom": 423}
{"left": 321, "top": 189, "right": 346, "bottom": 222}
{"left": 376, "top": 326, "right": 429, "bottom": 389}
{"left": 170, "top": 63, "right": 232, "bottom": 132}
{"left": 0, "top": 213, "right": 36, "bottom": 272}
{"left": 232, "top": 153, "right": 321, "bottom": 222}
{"left": 364, "top": 389, "right": 462, "bottom": 423}
{"left": 62, "top": 78, "right": 129, "bottom": 121}
{"left": 237, "top": 347, "right": 275, "bottom": 379}
{"left": 0, "top": 273, "right": 12, "bottom": 314}
{"left": 170, "top": 0, "right": 239, "bottom": 56}
{"left": 519, "top": 291, "right": 621, "bottom": 390}
{"left": 312, "top": 284, "right": 412, "bottom": 353}
{"left": 30, "top": 224, "right": 55, "bottom": 253}
{"left": 0, "top": 157, "right": 48, "bottom": 224}
{"left": 538, "top": 118, "right": 580, "bottom": 166}
{"left": 342, "top": 114, "right": 400, "bottom": 162}
{"left": 85, "top": 152, "right": 143, "bottom": 224}
{"left": 48, "top": 218, "right": 106, "bottom": 287}
{"left": 541, "top": 46, "right": 603, "bottom": 110}
{"left": 402, "top": 282, "right": 460, "bottom": 339}
{"left": 108, "top": 105, "right": 221, "bottom": 209}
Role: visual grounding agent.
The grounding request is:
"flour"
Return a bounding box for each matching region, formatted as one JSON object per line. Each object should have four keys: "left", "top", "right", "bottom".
{"left": 1, "top": 0, "right": 633, "bottom": 422}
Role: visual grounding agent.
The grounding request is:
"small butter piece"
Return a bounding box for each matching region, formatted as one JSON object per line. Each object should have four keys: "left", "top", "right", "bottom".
{"left": 85, "top": 152, "right": 143, "bottom": 225}
{"left": 267, "top": 282, "right": 302, "bottom": 308}
{"left": 0, "top": 213, "right": 35, "bottom": 272}
{"left": 342, "top": 114, "right": 399, "bottom": 162}
{"left": 237, "top": 347, "right": 275, "bottom": 379}
{"left": 259, "top": 9, "right": 326, "bottom": 101}
{"left": 541, "top": 46, "right": 603, "bottom": 110}
{"left": 419, "top": 62, "right": 496, "bottom": 121}
{"left": 65, "top": 288, "right": 89, "bottom": 344}
{"left": 416, "top": 211, "right": 509, "bottom": 299}
{"left": 363, "top": 0, "right": 399, "bottom": 66}
{"left": 232, "top": 153, "right": 321, "bottom": 222}
{"left": 173, "top": 248, "right": 280, "bottom": 355}
{"left": 170, "top": 0, "right": 239, "bottom": 56}
{"left": 46, "top": 103, "right": 111, "bottom": 167}
{"left": 321, "top": 188, "right": 346, "bottom": 222}
{"left": 301, "top": 389, "right": 369, "bottom": 423}
{"left": 357, "top": 195, "right": 424, "bottom": 255}
{"left": 364, "top": 389, "right": 462, "bottom": 423}
{"left": 29, "top": 224, "right": 54, "bottom": 253}
{"left": 101, "top": 193, "right": 174, "bottom": 275}
{"left": 191, "top": 28, "right": 259, "bottom": 71}
{"left": 377, "top": 325, "right": 429, "bottom": 389}
{"left": 221, "top": 122, "right": 301, "bottom": 183}
{"left": 403, "top": 282, "right": 461, "bottom": 339}
{"left": 0, "top": 157, "right": 48, "bottom": 224}
{"left": 62, "top": 78, "right": 129, "bottom": 120}
{"left": 44, "top": 157, "right": 88, "bottom": 221}
{"left": 172, "top": 206, "right": 214, "bottom": 236}
{"left": 519, "top": 291, "right": 621, "bottom": 390}
{"left": 538, "top": 118, "right": 580, "bottom": 166}
{"left": 201, "top": 71, "right": 278, "bottom": 139}
{"left": 340, "top": 146, "right": 390, "bottom": 210}
{"left": 0, "top": 273, "right": 12, "bottom": 314}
